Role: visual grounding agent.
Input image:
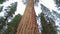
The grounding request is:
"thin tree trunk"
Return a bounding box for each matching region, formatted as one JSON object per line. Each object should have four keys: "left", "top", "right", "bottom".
{"left": 16, "top": 0, "right": 40, "bottom": 34}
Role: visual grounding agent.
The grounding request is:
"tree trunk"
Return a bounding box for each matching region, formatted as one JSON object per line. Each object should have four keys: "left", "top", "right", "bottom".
{"left": 16, "top": 0, "right": 40, "bottom": 34}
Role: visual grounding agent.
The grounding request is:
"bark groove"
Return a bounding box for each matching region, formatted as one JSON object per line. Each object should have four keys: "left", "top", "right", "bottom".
{"left": 16, "top": 0, "right": 40, "bottom": 34}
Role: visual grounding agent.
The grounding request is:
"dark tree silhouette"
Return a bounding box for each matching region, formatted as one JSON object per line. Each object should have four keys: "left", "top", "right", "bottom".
{"left": 2, "top": 14, "right": 22, "bottom": 34}
{"left": 0, "top": 2, "right": 17, "bottom": 34}
{"left": 40, "top": 12, "right": 57, "bottom": 34}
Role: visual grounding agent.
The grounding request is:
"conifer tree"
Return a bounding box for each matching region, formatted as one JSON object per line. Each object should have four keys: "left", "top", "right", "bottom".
{"left": 40, "top": 12, "right": 57, "bottom": 34}
{"left": 16, "top": 0, "right": 40, "bottom": 34}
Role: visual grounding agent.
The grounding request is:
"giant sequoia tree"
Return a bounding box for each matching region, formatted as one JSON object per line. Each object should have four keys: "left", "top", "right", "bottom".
{"left": 16, "top": 0, "right": 40, "bottom": 34}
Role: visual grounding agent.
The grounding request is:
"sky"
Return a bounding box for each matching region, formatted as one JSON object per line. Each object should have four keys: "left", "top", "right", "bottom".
{"left": 0, "top": 0, "right": 59, "bottom": 25}
{"left": 0, "top": 0, "right": 60, "bottom": 34}
{"left": 0, "top": 0, "right": 58, "bottom": 16}
{"left": 15, "top": 0, "right": 57, "bottom": 15}
{"left": 15, "top": 0, "right": 42, "bottom": 16}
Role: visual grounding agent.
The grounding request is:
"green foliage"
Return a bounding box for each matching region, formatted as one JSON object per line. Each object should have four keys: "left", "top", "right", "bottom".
{"left": 40, "top": 13, "right": 57, "bottom": 34}
{"left": 0, "top": 6, "right": 3, "bottom": 12}
{"left": 0, "top": 17, "right": 5, "bottom": 30}
{"left": 0, "top": 2, "right": 18, "bottom": 34}
{"left": 52, "top": 10, "right": 60, "bottom": 18}
{"left": 54, "top": 0, "right": 60, "bottom": 7}
{"left": 2, "top": 14, "right": 22, "bottom": 34}
{"left": 40, "top": 4, "right": 50, "bottom": 14}
{"left": 40, "top": 4, "right": 57, "bottom": 34}
{"left": 5, "top": 2, "right": 17, "bottom": 17}
{"left": 0, "top": 0, "right": 5, "bottom": 4}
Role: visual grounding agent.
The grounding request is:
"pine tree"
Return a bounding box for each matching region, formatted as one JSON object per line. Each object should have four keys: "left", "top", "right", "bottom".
{"left": 39, "top": 4, "right": 57, "bottom": 34}
{"left": 2, "top": 14, "right": 22, "bottom": 34}
{"left": 54, "top": 0, "right": 60, "bottom": 7}
{"left": 0, "top": 0, "right": 6, "bottom": 4}
{"left": 40, "top": 12, "right": 57, "bottom": 34}
{"left": 0, "top": 2, "right": 17, "bottom": 34}
{"left": 0, "top": 17, "right": 5, "bottom": 30}
{"left": 0, "top": 6, "right": 3, "bottom": 12}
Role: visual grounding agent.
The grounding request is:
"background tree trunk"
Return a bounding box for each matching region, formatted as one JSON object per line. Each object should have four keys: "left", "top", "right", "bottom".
{"left": 16, "top": 0, "right": 40, "bottom": 34}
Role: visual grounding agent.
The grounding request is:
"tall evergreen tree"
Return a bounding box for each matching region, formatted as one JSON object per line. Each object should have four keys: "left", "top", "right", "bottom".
{"left": 0, "top": 17, "right": 5, "bottom": 30}
{"left": 0, "top": 2, "right": 17, "bottom": 34}
{"left": 0, "top": 6, "right": 3, "bottom": 12}
{"left": 2, "top": 14, "right": 22, "bottom": 34}
{"left": 40, "top": 12, "right": 57, "bottom": 34}
{"left": 0, "top": 0, "right": 6, "bottom": 4}
{"left": 39, "top": 4, "right": 57, "bottom": 34}
{"left": 16, "top": 0, "right": 40, "bottom": 34}
{"left": 54, "top": 0, "right": 60, "bottom": 7}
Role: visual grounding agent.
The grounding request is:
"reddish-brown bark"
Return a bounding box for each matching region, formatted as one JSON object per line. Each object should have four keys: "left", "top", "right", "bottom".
{"left": 16, "top": 0, "right": 40, "bottom": 34}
